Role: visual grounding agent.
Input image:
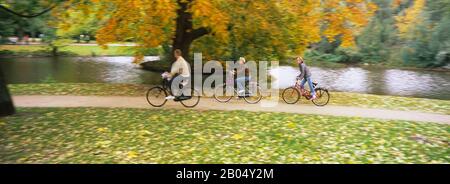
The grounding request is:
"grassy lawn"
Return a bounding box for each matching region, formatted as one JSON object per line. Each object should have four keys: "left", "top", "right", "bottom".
{"left": 8, "top": 83, "right": 450, "bottom": 114}
{"left": 0, "top": 107, "right": 448, "bottom": 164}
{"left": 0, "top": 45, "right": 159, "bottom": 57}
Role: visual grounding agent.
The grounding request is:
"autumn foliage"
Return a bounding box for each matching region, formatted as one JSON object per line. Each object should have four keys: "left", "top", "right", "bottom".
{"left": 54, "top": 0, "right": 377, "bottom": 61}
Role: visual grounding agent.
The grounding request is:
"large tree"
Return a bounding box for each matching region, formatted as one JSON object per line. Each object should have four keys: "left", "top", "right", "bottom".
{"left": 56, "top": 0, "right": 376, "bottom": 62}
{"left": 0, "top": 0, "right": 59, "bottom": 116}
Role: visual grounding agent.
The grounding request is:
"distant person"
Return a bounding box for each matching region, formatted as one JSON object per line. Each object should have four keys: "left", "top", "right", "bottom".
{"left": 38, "top": 34, "right": 44, "bottom": 43}
{"left": 23, "top": 35, "right": 29, "bottom": 45}
{"left": 80, "top": 35, "right": 84, "bottom": 43}
{"left": 162, "top": 49, "right": 191, "bottom": 101}
{"left": 296, "top": 56, "right": 316, "bottom": 100}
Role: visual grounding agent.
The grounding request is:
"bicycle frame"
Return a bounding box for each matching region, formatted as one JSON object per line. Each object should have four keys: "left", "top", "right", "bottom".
{"left": 161, "top": 78, "right": 192, "bottom": 97}
{"left": 223, "top": 77, "right": 258, "bottom": 94}
{"left": 292, "top": 79, "right": 317, "bottom": 98}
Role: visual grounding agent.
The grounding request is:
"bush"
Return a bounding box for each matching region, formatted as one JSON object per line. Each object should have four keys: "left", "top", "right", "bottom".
{"left": 434, "top": 51, "right": 450, "bottom": 67}
{"left": 334, "top": 48, "right": 363, "bottom": 63}
{"left": 0, "top": 50, "right": 14, "bottom": 56}
{"left": 304, "top": 48, "right": 362, "bottom": 64}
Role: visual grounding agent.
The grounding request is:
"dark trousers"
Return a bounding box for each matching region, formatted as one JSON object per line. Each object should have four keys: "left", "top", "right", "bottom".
{"left": 164, "top": 75, "right": 190, "bottom": 96}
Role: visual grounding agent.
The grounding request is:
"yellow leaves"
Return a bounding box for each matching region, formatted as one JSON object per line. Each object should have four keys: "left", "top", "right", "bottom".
{"left": 95, "top": 140, "right": 112, "bottom": 148}
{"left": 138, "top": 130, "right": 152, "bottom": 137}
{"left": 287, "top": 122, "right": 297, "bottom": 129}
{"left": 319, "top": 0, "right": 377, "bottom": 47}
{"left": 395, "top": 0, "right": 426, "bottom": 39}
{"left": 55, "top": 0, "right": 177, "bottom": 51}
{"left": 231, "top": 134, "right": 244, "bottom": 140}
{"left": 190, "top": 0, "right": 230, "bottom": 41}
{"left": 127, "top": 151, "right": 138, "bottom": 159}
{"left": 97, "top": 127, "right": 108, "bottom": 133}
{"left": 52, "top": 0, "right": 378, "bottom": 59}
{"left": 374, "top": 139, "right": 386, "bottom": 145}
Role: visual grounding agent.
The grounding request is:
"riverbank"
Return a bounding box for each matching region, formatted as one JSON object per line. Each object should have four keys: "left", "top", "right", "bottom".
{"left": 8, "top": 83, "right": 450, "bottom": 115}
{"left": 1, "top": 107, "right": 448, "bottom": 163}
{"left": 0, "top": 45, "right": 160, "bottom": 57}
{"left": 282, "top": 60, "right": 450, "bottom": 73}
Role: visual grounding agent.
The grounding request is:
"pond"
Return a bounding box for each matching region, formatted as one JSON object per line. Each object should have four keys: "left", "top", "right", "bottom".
{"left": 1, "top": 57, "right": 449, "bottom": 100}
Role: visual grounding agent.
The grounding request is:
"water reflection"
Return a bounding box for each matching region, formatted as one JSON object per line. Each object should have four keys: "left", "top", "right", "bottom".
{"left": 384, "top": 69, "right": 450, "bottom": 98}
{"left": 1, "top": 56, "right": 160, "bottom": 84}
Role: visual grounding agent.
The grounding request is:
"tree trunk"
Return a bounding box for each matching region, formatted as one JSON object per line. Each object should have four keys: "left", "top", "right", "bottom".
{"left": 0, "top": 65, "right": 15, "bottom": 117}
{"left": 0, "top": 2, "right": 58, "bottom": 117}
{"left": 170, "top": 0, "right": 209, "bottom": 63}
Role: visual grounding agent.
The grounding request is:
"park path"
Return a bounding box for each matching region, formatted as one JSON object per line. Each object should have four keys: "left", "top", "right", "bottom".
{"left": 12, "top": 95, "right": 450, "bottom": 125}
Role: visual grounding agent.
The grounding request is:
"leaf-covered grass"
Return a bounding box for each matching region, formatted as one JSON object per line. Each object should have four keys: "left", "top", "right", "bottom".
{"left": 9, "top": 83, "right": 450, "bottom": 114}
{"left": 0, "top": 45, "right": 159, "bottom": 57}
{"left": 0, "top": 108, "right": 448, "bottom": 164}
{"left": 330, "top": 92, "right": 450, "bottom": 115}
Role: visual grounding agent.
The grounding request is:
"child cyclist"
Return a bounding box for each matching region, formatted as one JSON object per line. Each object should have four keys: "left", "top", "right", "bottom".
{"left": 296, "top": 56, "right": 316, "bottom": 100}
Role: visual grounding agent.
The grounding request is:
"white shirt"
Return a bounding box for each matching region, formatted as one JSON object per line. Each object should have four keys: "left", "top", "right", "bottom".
{"left": 170, "top": 56, "right": 191, "bottom": 78}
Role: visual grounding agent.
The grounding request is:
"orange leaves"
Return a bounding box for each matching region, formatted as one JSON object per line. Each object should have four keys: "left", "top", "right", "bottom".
{"left": 190, "top": 0, "right": 230, "bottom": 41}
{"left": 319, "top": 0, "right": 377, "bottom": 47}
{"left": 57, "top": 0, "right": 177, "bottom": 56}
{"left": 96, "top": 18, "right": 118, "bottom": 46}
{"left": 280, "top": 0, "right": 321, "bottom": 53}
{"left": 52, "top": 0, "right": 378, "bottom": 60}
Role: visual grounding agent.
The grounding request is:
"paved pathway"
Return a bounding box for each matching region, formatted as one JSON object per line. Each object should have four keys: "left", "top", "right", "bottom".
{"left": 12, "top": 95, "right": 450, "bottom": 125}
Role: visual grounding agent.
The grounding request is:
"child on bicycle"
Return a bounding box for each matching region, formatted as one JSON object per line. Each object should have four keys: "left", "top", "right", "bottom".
{"left": 296, "top": 56, "right": 316, "bottom": 100}
{"left": 235, "top": 57, "right": 250, "bottom": 96}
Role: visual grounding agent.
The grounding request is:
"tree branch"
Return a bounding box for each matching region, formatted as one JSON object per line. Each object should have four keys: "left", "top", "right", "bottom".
{"left": 0, "top": 4, "right": 57, "bottom": 18}
{"left": 191, "top": 27, "right": 210, "bottom": 41}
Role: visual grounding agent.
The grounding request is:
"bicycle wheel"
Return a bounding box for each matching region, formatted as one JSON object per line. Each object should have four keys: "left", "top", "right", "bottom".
{"left": 180, "top": 88, "right": 201, "bottom": 108}
{"left": 213, "top": 84, "right": 234, "bottom": 103}
{"left": 312, "top": 88, "right": 330, "bottom": 106}
{"left": 146, "top": 86, "right": 168, "bottom": 107}
{"left": 243, "top": 85, "right": 262, "bottom": 104}
{"left": 282, "top": 87, "right": 300, "bottom": 104}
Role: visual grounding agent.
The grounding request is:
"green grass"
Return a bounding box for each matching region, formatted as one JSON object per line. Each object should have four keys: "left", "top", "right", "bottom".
{"left": 0, "top": 107, "right": 448, "bottom": 164}
{"left": 329, "top": 92, "right": 450, "bottom": 115}
{"left": 0, "top": 45, "right": 160, "bottom": 57}
{"left": 8, "top": 83, "right": 450, "bottom": 114}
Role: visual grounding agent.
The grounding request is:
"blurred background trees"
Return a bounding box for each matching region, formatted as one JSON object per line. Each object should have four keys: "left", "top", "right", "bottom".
{"left": 307, "top": 0, "right": 449, "bottom": 67}
{"left": 0, "top": 0, "right": 62, "bottom": 116}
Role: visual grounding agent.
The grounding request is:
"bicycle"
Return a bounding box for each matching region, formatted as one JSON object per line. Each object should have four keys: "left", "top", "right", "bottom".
{"left": 281, "top": 77, "right": 330, "bottom": 106}
{"left": 146, "top": 79, "right": 201, "bottom": 108}
{"left": 213, "top": 72, "right": 262, "bottom": 104}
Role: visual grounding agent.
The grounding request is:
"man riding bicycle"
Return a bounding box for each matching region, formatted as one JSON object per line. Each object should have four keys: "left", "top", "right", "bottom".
{"left": 162, "top": 49, "right": 191, "bottom": 101}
